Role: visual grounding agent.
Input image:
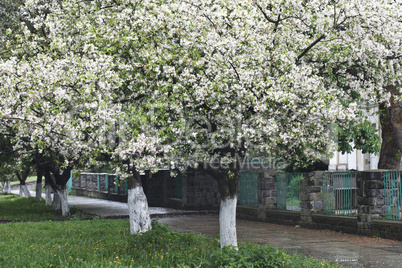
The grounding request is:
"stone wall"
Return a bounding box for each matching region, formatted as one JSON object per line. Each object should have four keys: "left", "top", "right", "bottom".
{"left": 357, "top": 171, "right": 385, "bottom": 236}
{"left": 236, "top": 170, "right": 402, "bottom": 240}
{"left": 179, "top": 170, "right": 220, "bottom": 210}
{"left": 143, "top": 170, "right": 175, "bottom": 207}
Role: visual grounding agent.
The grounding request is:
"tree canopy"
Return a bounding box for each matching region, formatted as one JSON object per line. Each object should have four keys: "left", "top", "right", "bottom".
{"left": 0, "top": 0, "right": 401, "bottom": 246}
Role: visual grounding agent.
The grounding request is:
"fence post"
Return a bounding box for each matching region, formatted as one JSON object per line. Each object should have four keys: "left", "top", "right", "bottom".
{"left": 300, "top": 171, "right": 324, "bottom": 228}
{"left": 357, "top": 171, "right": 385, "bottom": 236}
{"left": 258, "top": 171, "right": 277, "bottom": 221}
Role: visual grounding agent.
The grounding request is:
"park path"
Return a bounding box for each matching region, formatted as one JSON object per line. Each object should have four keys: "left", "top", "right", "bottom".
{"left": 8, "top": 190, "right": 402, "bottom": 267}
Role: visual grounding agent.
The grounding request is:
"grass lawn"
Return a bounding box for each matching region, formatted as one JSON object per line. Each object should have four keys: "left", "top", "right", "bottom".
{"left": 0, "top": 195, "right": 340, "bottom": 267}
{"left": 0, "top": 194, "right": 86, "bottom": 221}
{"left": 26, "top": 176, "right": 38, "bottom": 183}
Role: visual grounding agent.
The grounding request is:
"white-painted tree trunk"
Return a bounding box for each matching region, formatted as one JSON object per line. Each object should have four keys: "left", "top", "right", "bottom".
{"left": 36, "top": 182, "right": 42, "bottom": 202}
{"left": 45, "top": 184, "right": 52, "bottom": 206}
{"left": 20, "top": 185, "right": 31, "bottom": 198}
{"left": 1, "top": 180, "right": 4, "bottom": 193}
{"left": 6, "top": 180, "right": 10, "bottom": 193}
{"left": 128, "top": 186, "right": 151, "bottom": 234}
{"left": 219, "top": 195, "right": 238, "bottom": 249}
{"left": 55, "top": 188, "right": 69, "bottom": 217}
{"left": 53, "top": 191, "right": 61, "bottom": 211}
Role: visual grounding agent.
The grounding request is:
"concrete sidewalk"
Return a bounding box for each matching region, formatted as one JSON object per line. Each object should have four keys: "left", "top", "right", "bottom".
{"left": 9, "top": 189, "right": 204, "bottom": 218}
{"left": 68, "top": 195, "right": 205, "bottom": 218}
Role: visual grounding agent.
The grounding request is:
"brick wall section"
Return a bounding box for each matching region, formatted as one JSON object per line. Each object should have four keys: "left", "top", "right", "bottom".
{"left": 357, "top": 171, "right": 385, "bottom": 235}
{"left": 144, "top": 170, "right": 175, "bottom": 207}
{"left": 181, "top": 170, "right": 220, "bottom": 209}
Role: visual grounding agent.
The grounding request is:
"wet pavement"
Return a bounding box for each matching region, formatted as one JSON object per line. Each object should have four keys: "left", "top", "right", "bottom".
{"left": 8, "top": 190, "right": 402, "bottom": 267}
{"left": 159, "top": 215, "right": 402, "bottom": 268}
{"left": 68, "top": 195, "right": 203, "bottom": 218}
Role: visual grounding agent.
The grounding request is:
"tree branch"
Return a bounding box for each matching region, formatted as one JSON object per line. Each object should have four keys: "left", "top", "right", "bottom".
{"left": 297, "top": 34, "right": 326, "bottom": 63}
{"left": 254, "top": 2, "right": 279, "bottom": 24}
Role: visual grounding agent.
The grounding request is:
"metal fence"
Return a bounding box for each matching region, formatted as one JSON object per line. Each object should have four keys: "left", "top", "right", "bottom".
{"left": 323, "top": 172, "right": 357, "bottom": 216}
{"left": 383, "top": 171, "right": 402, "bottom": 221}
{"left": 73, "top": 173, "right": 128, "bottom": 195}
{"left": 276, "top": 173, "right": 302, "bottom": 211}
{"left": 239, "top": 172, "right": 258, "bottom": 207}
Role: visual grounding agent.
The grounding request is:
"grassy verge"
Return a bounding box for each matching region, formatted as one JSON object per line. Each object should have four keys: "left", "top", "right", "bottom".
{"left": 0, "top": 195, "right": 339, "bottom": 267}
{"left": 0, "top": 219, "right": 339, "bottom": 268}
{"left": 0, "top": 194, "right": 87, "bottom": 221}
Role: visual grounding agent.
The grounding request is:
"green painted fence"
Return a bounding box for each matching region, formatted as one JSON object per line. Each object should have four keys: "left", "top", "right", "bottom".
{"left": 239, "top": 172, "right": 258, "bottom": 207}
{"left": 276, "top": 173, "right": 302, "bottom": 211}
{"left": 383, "top": 171, "right": 402, "bottom": 221}
{"left": 323, "top": 172, "right": 357, "bottom": 216}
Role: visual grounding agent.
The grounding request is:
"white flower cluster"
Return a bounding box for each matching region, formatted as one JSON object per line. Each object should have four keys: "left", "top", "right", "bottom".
{"left": 0, "top": 0, "right": 400, "bottom": 175}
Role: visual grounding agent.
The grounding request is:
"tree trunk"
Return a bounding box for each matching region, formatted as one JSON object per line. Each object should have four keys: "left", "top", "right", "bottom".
{"left": 6, "top": 179, "right": 10, "bottom": 193}
{"left": 20, "top": 184, "right": 31, "bottom": 198}
{"left": 53, "top": 188, "right": 61, "bottom": 211}
{"left": 212, "top": 168, "right": 240, "bottom": 249}
{"left": 378, "top": 86, "right": 402, "bottom": 170}
{"left": 36, "top": 169, "right": 43, "bottom": 202}
{"left": 55, "top": 186, "right": 69, "bottom": 216}
{"left": 45, "top": 184, "right": 52, "bottom": 206}
{"left": 219, "top": 195, "right": 238, "bottom": 248}
{"left": 127, "top": 170, "right": 151, "bottom": 234}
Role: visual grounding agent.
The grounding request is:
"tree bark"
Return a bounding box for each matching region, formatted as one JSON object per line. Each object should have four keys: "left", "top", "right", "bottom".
{"left": 55, "top": 185, "right": 69, "bottom": 217}
{"left": 53, "top": 189, "right": 61, "bottom": 211}
{"left": 16, "top": 168, "right": 30, "bottom": 198}
{"left": 378, "top": 85, "right": 402, "bottom": 170}
{"left": 208, "top": 167, "right": 240, "bottom": 249}
{"left": 20, "top": 184, "right": 31, "bottom": 198}
{"left": 36, "top": 169, "right": 43, "bottom": 202}
{"left": 219, "top": 195, "right": 238, "bottom": 248}
{"left": 43, "top": 166, "right": 72, "bottom": 215}
{"left": 127, "top": 170, "right": 151, "bottom": 234}
{"left": 45, "top": 184, "right": 52, "bottom": 206}
{"left": 6, "top": 179, "right": 10, "bottom": 193}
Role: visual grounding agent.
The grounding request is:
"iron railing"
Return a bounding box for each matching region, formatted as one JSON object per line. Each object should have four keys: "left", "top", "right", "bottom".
{"left": 239, "top": 172, "right": 258, "bottom": 207}
{"left": 276, "top": 173, "right": 303, "bottom": 211}
{"left": 323, "top": 172, "right": 357, "bottom": 216}
{"left": 73, "top": 173, "right": 128, "bottom": 195}
{"left": 383, "top": 171, "right": 402, "bottom": 221}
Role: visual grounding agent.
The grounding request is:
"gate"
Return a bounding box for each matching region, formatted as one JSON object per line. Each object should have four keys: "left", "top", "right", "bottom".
{"left": 276, "top": 173, "right": 302, "bottom": 211}
{"left": 383, "top": 171, "right": 402, "bottom": 221}
{"left": 239, "top": 172, "right": 258, "bottom": 207}
{"left": 323, "top": 172, "right": 357, "bottom": 216}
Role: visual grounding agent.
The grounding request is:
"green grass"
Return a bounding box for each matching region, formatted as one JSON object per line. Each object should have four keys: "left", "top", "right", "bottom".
{"left": 0, "top": 194, "right": 86, "bottom": 221}
{"left": 0, "top": 219, "right": 339, "bottom": 268}
{"left": 26, "top": 176, "right": 38, "bottom": 183}
{"left": 0, "top": 195, "right": 340, "bottom": 267}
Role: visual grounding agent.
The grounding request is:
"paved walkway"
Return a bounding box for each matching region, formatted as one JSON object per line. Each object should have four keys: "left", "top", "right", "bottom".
{"left": 8, "top": 190, "right": 402, "bottom": 267}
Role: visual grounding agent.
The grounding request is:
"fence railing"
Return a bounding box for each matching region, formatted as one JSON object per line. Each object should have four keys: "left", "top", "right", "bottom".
{"left": 239, "top": 172, "right": 258, "bottom": 207}
{"left": 276, "top": 173, "right": 303, "bottom": 211}
{"left": 323, "top": 172, "right": 357, "bottom": 216}
{"left": 383, "top": 171, "right": 402, "bottom": 221}
{"left": 73, "top": 173, "right": 128, "bottom": 195}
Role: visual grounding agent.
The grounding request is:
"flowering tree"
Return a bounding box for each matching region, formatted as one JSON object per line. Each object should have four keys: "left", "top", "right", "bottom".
{"left": 1, "top": 0, "right": 167, "bottom": 225}
{"left": 155, "top": 0, "right": 401, "bottom": 247}
{"left": 1, "top": 0, "right": 400, "bottom": 248}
